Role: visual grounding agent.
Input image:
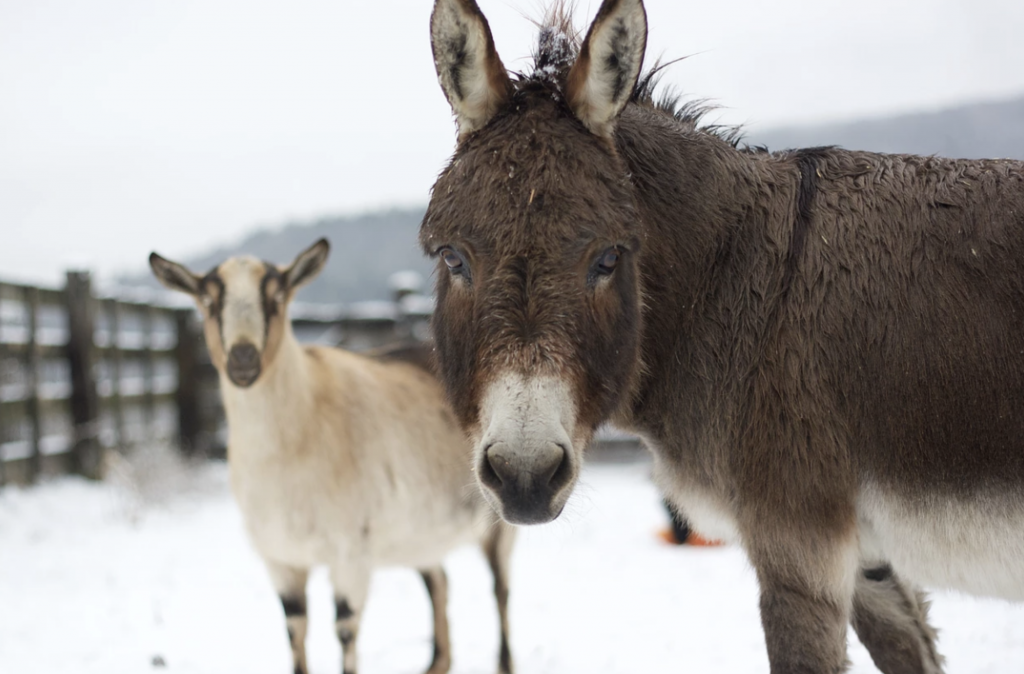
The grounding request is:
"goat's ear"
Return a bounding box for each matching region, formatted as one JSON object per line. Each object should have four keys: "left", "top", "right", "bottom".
{"left": 431, "top": 0, "right": 512, "bottom": 139}
{"left": 149, "top": 253, "right": 201, "bottom": 296}
{"left": 283, "top": 239, "right": 330, "bottom": 291}
{"left": 566, "top": 0, "right": 647, "bottom": 137}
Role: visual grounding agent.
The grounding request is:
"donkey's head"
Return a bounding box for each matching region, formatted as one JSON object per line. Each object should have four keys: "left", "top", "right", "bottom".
{"left": 423, "top": 0, "right": 648, "bottom": 524}
{"left": 149, "top": 239, "right": 330, "bottom": 389}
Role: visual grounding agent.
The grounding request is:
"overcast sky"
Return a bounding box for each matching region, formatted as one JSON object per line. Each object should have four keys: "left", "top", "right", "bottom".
{"left": 3, "top": 0, "right": 1023, "bottom": 286}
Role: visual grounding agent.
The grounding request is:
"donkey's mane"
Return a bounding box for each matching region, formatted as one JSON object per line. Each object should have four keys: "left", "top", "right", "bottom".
{"left": 518, "top": 1, "right": 744, "bottom": 148}
{"left": 632, "top": 68, "right": 746, "bottom": 148}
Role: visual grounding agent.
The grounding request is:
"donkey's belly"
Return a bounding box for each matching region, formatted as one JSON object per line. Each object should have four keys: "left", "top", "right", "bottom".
{"left": 858, "top": 484, "right": 1024, "bottom": 600}
{"left": 650, "top": 455, "right": 742, "bottom": 544}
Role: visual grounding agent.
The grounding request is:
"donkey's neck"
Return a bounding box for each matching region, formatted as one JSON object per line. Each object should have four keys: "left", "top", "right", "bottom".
{"left": 220, "top": 325, "right": 316, "bottom": 459}
{"left": 613, "top": 105, "right": 799, "bottom": 430}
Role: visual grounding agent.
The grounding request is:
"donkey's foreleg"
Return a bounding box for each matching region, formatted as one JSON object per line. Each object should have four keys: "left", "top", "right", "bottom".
{"left": 483, "top": 522, "right": 516, "bottom": 674}
{"left": 329, "top": 565, "right": 370, "bottom": 674}
{"left": 419, "top": 566, "right": 452, "bottom": 674}
{"left": 265, "top": 562, "right": 310, "bottom": 674}
{"left": 851, "top": 564, "right": 945, "bottom": 674}
{"left": 746, "top": 527, "right": 859, "bottom": 674}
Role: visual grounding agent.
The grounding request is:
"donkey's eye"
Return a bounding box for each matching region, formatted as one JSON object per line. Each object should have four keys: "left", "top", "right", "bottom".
{"left": 596, "top": 248, "right": 620, "bottom": 275}
{"left": 440, "top": 247, "right": 467, "bottom": 275}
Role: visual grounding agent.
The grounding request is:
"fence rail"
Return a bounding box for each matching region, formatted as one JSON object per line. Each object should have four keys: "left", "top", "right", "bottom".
{"left": 0, "top": 273, "right": 431, "bottom": 487}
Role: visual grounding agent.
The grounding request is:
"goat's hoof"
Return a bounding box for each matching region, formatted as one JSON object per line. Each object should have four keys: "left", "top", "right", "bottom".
{"left": 424, "top": 661, "right": 452, "bottom": 674}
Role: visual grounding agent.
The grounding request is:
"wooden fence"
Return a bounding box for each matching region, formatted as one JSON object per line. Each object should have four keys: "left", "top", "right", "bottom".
{"left": 0, "top": 273, "right": 432, "bottom": 487}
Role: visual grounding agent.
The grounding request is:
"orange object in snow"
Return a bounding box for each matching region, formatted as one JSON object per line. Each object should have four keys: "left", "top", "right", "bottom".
{"left": 657, "top": 527, "right": 725, "bottom": 547}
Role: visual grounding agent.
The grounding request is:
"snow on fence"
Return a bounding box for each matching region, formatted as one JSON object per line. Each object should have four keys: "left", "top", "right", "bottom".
{"left": 0, "top": 273, "right": 434, "bottom": 487}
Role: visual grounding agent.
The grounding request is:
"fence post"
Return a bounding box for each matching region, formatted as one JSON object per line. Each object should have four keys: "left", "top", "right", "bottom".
{"left": 0, "top": 290, "right": 6, "bottom": 487}
{"left": 25, "top": 287, "right": 42, "bottom": 483}
{"left": 142, "top": 305, "right": 156, "bottom": 433}
{"left": 106, "top": 299, "right": 126, "bottom": 448}
{"left": 174, "top": 309, "right": 203, "bottom": 456}
{"left": 65, "top": 272, "right": 102, "bottom": 480}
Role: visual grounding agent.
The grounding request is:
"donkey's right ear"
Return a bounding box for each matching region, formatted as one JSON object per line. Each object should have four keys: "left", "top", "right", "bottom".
{"left": 431, "top": 0, "right": 512, "bottom": 139}
{"left": 566, "top": 0, "right": 647, "bottom": 137}
{"left": 149, "top": 253, "right": 201, "bottom": 296}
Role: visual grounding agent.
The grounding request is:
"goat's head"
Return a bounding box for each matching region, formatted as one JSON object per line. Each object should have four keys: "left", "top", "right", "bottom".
{"left": 149, "top": 239, "right": 330, "bottom": 388}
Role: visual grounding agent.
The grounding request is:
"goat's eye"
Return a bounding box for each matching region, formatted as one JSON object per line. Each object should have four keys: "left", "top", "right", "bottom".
{"left": 597, "top": 248, "right": 620, "bottom": 275}
{"left": 440, "top": 247, "right": 466, "bottom": 274}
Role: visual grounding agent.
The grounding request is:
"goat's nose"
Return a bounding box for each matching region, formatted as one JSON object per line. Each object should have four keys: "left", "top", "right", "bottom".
{"left": 483, "top": 442, "right": 568, "bottom": 490}
{"left": 229, "top": 343, "right": 259, "bottom": 367}
{"left": 226, "top": 342, "right": 261, "bottom": 387}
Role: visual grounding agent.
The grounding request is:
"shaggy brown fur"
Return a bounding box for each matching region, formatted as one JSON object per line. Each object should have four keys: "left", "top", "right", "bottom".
{"left": 424, "top": 0, "right": 1024, "bottom": 672}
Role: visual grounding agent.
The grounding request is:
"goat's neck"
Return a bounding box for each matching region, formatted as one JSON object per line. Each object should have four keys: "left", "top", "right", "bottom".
{"left": 220, "top": 326, "right": 315, "bottom": 459}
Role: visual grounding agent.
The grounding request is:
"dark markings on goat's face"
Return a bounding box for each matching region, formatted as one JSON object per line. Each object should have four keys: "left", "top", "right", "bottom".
{"left": 198, "top": 257, "right": 290, "bottom": 388}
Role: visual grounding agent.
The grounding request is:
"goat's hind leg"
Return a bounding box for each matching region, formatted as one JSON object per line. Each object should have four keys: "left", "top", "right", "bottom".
{"left": 265, "top": 562, "right": 310, "bottom": 674}
{"left": 420, "top": 566, "right": 452, "bottom": 674}
{"left": 851, "top": 564, "right": 945, "bottom": 674}
{"left": 483, "top": 522, "right": 516, "bottom": 674}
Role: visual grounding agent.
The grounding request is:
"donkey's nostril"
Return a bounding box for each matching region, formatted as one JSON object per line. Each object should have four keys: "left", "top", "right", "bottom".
{"left": 545, "top": 444, "right": 571, "bottom": 490}
{"left": 481, "top": 444, "right": 508, "bottom": 489}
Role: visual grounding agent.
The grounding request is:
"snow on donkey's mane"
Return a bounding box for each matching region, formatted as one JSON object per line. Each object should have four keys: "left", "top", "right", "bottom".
{"left": 520, "top": 1, "right": 744, "bottom": 147}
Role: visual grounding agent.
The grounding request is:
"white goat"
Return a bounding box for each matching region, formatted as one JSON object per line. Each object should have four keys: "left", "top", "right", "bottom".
{"left": 150, "top": 239, "right": 515, "bottom": 674}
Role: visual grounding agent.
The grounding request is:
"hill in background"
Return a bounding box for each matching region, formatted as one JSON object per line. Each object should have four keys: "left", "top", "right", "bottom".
{"left": 131, "top": 208, "right": 430, "bottom": 305}
{"left": 123, "top": 94, "right": 1024, "bottom": 305}
{"left": 749, "top": 94, "right": 1024, "bottom": 159}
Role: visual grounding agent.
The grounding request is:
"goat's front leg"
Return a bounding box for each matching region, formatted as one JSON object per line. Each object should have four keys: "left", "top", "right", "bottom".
{"left": 744, "top": 522, "right": 859, "bottom": 674}
{"left": 265, "top": 561, "right": 310, "bottom": 674}
{"left": 483, "top": 522, "right": 516, "bottom": 674}
{"left": 420, "top": 566, "right": 452, "bottom": 674}
{"left": 329, "top": 564, "right": 370, "bottom": 674}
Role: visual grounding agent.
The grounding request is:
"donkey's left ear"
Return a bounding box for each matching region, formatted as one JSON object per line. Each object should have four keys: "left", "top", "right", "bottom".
{"left": 566, "top": 0, "right": 648, "bottom": 137}
{"left": 283, "top": 239, "right": 330, "bottom": 291}
{"left": 431, "top": 0, "right": 512, "bottom": 139}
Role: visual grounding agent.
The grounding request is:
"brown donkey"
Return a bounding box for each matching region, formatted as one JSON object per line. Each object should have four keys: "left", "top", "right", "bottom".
{"left": 423, "top": 0, "right": 1024, "bottom": 672}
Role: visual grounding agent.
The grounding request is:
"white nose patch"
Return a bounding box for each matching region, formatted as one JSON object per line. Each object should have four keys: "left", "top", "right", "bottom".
{"left": 478, "top": 372, "right": 577, "bottom": 458}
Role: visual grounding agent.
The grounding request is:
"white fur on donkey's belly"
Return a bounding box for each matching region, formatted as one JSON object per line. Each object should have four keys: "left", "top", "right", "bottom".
{"left": 649, "top": 454, "right": 742, "bottom": 544}
{"left": 858, "top": 484, "right": 1024, "bottom": 600}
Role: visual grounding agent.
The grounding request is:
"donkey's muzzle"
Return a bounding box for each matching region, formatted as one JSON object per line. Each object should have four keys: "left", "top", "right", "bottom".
{"left": 227, "top": 342, "right": 261, "bottom": 388}
{"left": 479, "top": 442, "right": 572, "bottom": 525}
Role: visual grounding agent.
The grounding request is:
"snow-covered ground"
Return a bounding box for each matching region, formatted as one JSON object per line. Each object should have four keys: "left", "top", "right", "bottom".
{"left": 3, "top": 458, "right": 1024, "bottom": 674}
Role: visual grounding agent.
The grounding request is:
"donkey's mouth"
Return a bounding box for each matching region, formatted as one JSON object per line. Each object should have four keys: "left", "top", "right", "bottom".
{"left": 477, "top": 442, "right": 575, "bottom": 525}
{"left": 495, "top": 496, "right": 568, "bottom": 526}
{"left": 473, "top": 372, "right": 582, "bottom": 525}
